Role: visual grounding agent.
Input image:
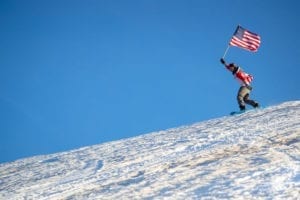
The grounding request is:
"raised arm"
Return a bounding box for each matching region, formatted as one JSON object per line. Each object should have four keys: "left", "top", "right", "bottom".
{"left": 220, "top": 58, "right": 230, "bottom": 69}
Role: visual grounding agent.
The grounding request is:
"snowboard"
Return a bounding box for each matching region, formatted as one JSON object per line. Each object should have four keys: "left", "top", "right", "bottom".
{"left": 230, "top": 110, "right": 246, "bottom": 115}
{"left": 230, "top": 107, "right": 262, "bottom": 116}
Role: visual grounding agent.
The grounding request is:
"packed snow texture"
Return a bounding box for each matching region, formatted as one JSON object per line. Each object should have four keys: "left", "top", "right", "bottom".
{"left": 0, "top": 101, "right": 300, "bottom": 199}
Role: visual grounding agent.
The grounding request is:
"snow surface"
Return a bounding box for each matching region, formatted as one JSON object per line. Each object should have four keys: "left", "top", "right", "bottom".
{"left": 0, "top": 101, "right": 300, "bottom": 199}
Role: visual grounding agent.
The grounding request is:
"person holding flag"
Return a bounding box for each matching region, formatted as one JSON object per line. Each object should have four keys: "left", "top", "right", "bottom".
{"left": 220, "top": 58, "right": 259, "bottom": 111}
{"left": 221, "top": 25, "right": 261, "bottom": 112}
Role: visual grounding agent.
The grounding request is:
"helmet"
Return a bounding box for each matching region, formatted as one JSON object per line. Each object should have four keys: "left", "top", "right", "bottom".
{"left": 229, "top": 63, "right": 239, "bottom": 74}
{"left": 229, "top": 63, "right": 237, "bottom": 68}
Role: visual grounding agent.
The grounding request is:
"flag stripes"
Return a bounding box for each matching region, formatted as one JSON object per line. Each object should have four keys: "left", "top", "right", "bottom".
{"left": 229, "top": 26, "right": 261, "bottom": 52}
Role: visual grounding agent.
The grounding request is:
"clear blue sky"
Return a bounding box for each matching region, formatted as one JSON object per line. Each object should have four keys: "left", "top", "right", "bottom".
{"left": 1, "top": 0, "right": 299, "bottom": 163}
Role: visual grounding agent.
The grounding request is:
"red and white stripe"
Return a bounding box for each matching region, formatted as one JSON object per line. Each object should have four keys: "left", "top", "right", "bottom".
{"left": 235, "top": 69, "right": 254, "bottom": 86}
{"left": 229, "top": 26, "right": 261, "bottom": 52}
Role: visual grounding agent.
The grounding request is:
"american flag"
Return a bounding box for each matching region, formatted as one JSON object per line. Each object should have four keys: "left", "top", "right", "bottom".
{"left": 229, "top": 25, "right": 261, "bottom": 52}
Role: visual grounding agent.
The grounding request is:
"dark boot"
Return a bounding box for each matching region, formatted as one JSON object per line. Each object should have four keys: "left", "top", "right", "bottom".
{"left": 239, "top": 105, "right": 246, "bottom": 111}
{"left": 253, "top": 102, "right": 260, "bottom": 108}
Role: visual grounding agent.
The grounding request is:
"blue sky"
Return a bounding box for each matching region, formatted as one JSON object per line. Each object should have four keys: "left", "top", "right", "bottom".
{"left": 1, "top": 0, "right": 299, "bottom": 163}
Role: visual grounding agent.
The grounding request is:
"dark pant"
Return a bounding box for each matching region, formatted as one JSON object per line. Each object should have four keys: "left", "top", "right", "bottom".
{"left": 237, "top": 86, "right": 258, "bottom": 108}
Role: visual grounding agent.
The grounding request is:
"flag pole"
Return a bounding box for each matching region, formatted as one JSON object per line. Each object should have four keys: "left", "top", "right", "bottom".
{"left": 222, "top": 45, "right": 230, "bottom": 59}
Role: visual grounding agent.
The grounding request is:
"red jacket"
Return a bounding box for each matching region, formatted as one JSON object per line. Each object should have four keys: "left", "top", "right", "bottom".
{"left": 227, "top": 66, "right": 253, "bottom": 86}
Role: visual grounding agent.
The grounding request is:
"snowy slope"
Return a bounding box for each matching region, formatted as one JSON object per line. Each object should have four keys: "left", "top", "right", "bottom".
{"left": 0, "top": 101, "right": 300, "bottom": 199}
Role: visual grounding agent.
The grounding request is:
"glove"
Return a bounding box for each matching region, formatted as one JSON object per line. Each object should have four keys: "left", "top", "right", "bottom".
{"left": 220, "top": 58, "right": 225, "bottom": 64}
